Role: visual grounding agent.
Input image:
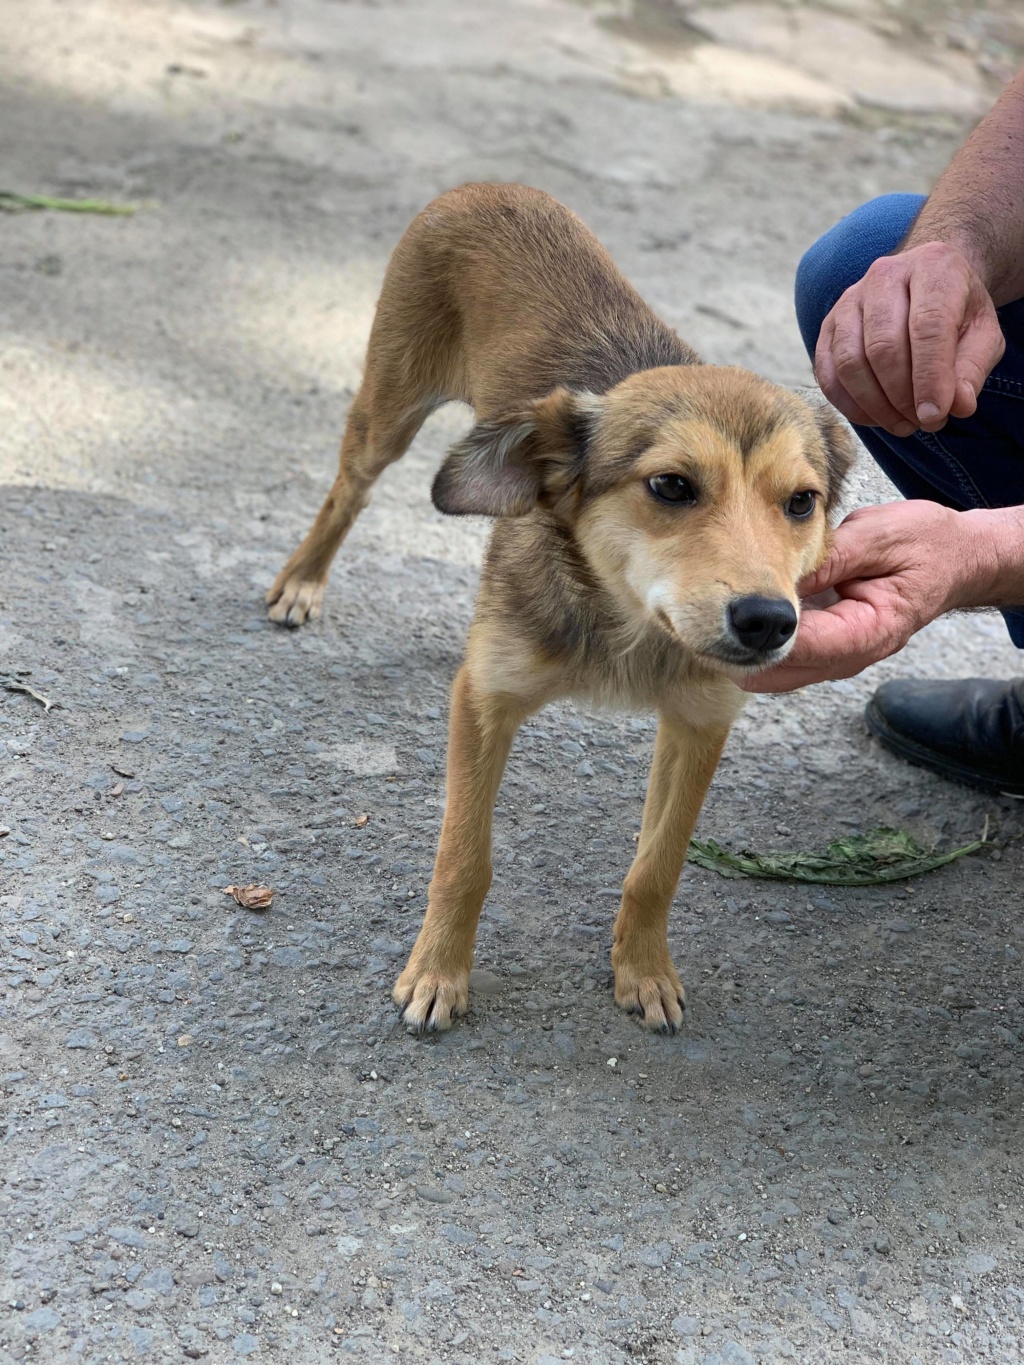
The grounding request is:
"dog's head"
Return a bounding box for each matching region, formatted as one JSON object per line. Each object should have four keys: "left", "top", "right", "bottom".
{"left": 432, "top": 365, "right": 854, "bottom": 674}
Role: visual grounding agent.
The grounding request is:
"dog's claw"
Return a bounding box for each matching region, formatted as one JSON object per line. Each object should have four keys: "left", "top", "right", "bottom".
{"left": 613, "top": 958, "right": 686, "bottom": 1034}
{"left": 266, "top": 574, "right": 325, "bottom": 627}
{"left": 393, "top": 963, "right": 469, "bottom": 1035}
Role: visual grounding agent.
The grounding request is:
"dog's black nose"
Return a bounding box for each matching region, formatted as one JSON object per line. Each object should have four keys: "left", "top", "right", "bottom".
{"left": 728, "top": 596, "right": 797, "bottom": 653}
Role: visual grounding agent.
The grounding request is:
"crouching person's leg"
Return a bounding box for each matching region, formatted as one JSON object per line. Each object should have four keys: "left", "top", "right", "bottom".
{"left": 796, "top": 194, "right": 1024, "bottom": 795}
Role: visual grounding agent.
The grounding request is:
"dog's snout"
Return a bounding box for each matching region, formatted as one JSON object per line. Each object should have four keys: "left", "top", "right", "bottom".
{"left": 728, "top": 595, "right": 797, "bottom": 653}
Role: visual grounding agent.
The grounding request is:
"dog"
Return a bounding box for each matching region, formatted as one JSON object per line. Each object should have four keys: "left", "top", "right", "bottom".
{"left": 268, "top": 183, "right": 853, "bottom": 1035}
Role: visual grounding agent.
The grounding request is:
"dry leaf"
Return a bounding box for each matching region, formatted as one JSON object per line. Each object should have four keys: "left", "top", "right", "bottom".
{"left": 222, "top": 883, "right": 275, "bottom": 910}
{"left": 353, "top": 814, "right": 369, "bottom": 828}
{"left": 2, "top": 676, "right": 57, "bottom": 712}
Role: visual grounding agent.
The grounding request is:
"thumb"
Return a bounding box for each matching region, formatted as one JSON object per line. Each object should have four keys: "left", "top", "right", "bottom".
{"left": 798, "top": 548, "right": 846, "bottom": 599}
{"left": 950, "top": 303, "right": 1005, "bottom": 418}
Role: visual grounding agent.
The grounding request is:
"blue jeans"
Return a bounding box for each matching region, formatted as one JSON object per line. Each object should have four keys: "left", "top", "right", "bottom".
{"left": 795, "top": 193, "right": 1024, "bottom": 647}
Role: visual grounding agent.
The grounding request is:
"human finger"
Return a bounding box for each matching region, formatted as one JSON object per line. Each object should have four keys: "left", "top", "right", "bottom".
{"left": 907, "top": 271, "right": 961, "bottom": 428}
{"left": 860, "top": 271, "right": 917, "bottom": 426}
{"left": 740, "top": 599, "right": 881, "bottom": 692}
{"left": 827, "top": 296, "right": 917, "bottom": 434}
{"left": 814, "top": 314, "right": 882, "bottom": 428}
{"left": 949, "top": 301, "right": 1006, "bottom": 418}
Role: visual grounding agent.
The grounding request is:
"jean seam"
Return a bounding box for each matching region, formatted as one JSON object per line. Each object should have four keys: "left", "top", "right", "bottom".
{"left": 983, "top": 374, "right": 1024, "bottom": 398}
{"left": 913, "top": 430, "right": 990, "bottom": 509}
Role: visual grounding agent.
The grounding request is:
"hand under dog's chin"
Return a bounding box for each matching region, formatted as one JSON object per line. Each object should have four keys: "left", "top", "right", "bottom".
{"left": 648, "top": 609, "right": 796, "bottom": 677}
{"left": 704, "top": 638, "right": 798, "bottom": 680}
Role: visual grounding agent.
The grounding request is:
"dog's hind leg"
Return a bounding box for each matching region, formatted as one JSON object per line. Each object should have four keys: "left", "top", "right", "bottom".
{"left": 267, "top": 218, "right": 465, "bottom": 626}
{"left": 393, "top": 664, "right": 530, "bottom": 1033}
{"left": 267, "top": 390, "right": 436, "bottom": 626}
{"left": 611, "top": 716, "right": 730, "bottom": 1033}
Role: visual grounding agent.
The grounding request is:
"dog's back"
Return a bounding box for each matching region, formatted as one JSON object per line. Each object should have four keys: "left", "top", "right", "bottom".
{"left": 370, "top": 183, "right": 699, "bottom": 416}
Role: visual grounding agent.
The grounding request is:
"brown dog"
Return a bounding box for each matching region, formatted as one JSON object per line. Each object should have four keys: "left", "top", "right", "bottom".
{"left": 268, "top": 183, "right": 853, "bottom": 1034}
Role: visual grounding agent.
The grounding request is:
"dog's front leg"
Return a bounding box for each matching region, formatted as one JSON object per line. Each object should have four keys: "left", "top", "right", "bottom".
{"left": 394, "top": 665, "right": 526, "bottom": 1033}
{"left": 612, "top": 715, "right": 730, "bottom": 1033}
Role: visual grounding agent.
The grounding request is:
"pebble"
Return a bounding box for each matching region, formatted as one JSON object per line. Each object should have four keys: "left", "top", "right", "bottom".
{"left": 64, "top": 1028, "right": 98, "bottom": 1049}
{"left": 22, "top": 1307, "right": 60, "bottom": 1331}
{"left": 416, "top": 1186, "right": 454, "bottom": 1205}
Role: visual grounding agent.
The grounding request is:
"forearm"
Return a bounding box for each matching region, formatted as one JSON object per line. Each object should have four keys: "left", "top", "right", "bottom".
{"left": 903, "top": 69, "right": 1024, "bottom": 306}
{"left": 955, "top": 506, "right": 1024, "bottom": 608}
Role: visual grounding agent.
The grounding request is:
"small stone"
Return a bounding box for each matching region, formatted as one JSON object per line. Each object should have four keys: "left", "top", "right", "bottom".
{"left": 717, "top": 1345, "right": 756, "bottom": 1365}
{"left": 468, "top": 969, "right": 502, "bottom": 995}
{"left": 22, "top": 1307, "right": 60, "bottom": 1331}
{"left": 966, "top": 1252, "right": 997, "bottom": 1275}
{"left": 108, "top": 1225, "right": 146, "bottom": 1248}
{"left": 416, "top": 1185, "right": 453, "bottom": 1205}
{"left": 673, "top": 1315, "right": 699, "bottom": 1337}
{"left": 139, "top": 1267, "right": 174, "bottom": 1296}
{"left": 270, "top": 1282, "right": 283, "bottom": 1296}
{"left": 177, "top": 1035, "right": 193, "bottom": 1048}
{"left": 606, "top": 1057, "right": 617, "bottom": 1068}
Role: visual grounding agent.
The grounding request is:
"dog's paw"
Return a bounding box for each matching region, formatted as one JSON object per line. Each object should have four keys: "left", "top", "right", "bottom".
{"left": 393, "top": 961, "right": 470, "bottom": 1035}
{"left": 266, "top": 573, "right": 325, "bottom": 627}
{"left": 612, "top": 955, "right": 685, "bottom": 1034}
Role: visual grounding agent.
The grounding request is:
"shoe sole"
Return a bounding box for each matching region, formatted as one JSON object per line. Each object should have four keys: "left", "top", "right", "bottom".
{"left": 865, "top": 697, "right": 1024, "bottom": 798}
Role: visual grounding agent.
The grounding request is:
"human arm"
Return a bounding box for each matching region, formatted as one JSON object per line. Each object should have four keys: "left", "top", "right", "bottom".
{"left": 741, "top": 499, "right": 1024, "bottom": 693}
{"left": 816, "top": 69, "right": 1024, "bottom": 436}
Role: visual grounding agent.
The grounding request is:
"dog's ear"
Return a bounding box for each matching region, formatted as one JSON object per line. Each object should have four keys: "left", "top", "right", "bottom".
{"left": 432, "top": 388, "right": 603, "bottom": 517}
{"left": 812, "top": 403, "right": 856, "bottom": 515}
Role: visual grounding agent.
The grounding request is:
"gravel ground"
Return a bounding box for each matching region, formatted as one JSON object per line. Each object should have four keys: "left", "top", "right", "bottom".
{"left": 2, "top": 2, "right": 1024, "bottom": 1362}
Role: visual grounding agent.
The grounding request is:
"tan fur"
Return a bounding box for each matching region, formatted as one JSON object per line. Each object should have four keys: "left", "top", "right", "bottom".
{"left": 267, "top": 184, "right": 854, "bottom": 1034}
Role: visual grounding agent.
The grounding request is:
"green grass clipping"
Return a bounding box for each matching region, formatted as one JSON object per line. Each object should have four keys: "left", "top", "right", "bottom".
{"left": 0, "top": 190, "right": 137, "bottom": 216}
{"left": 689, "top": 825, "right": 987, "bottom": 887}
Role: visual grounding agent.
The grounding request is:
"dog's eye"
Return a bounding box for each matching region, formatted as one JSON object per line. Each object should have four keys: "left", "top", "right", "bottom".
{"left": 647, "top": 474, "right": 697, "bottom": 506}
{"left": 786, "top": 491, "right": 816, "bottom": 519}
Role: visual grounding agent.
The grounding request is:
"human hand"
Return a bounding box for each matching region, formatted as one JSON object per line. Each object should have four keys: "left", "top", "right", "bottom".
{"left": 815, "top": 241, "right": 1005, "bottom": 437}
{"left": 741, "top": 500, "right": 976, "bottom": 693}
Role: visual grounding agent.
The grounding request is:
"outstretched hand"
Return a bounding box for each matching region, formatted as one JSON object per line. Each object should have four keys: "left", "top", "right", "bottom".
{"left": 742, "top": 501, "right": 976, "bottom": 693}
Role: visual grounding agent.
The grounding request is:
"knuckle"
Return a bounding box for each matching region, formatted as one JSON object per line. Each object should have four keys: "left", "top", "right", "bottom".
{"left": 865, "top": 254, "right": 900, "bottom": 281}
{"left": 909, "top": 323, "right": 954, "bottom": 350}
{"left": 862, "top": 331, "right": 902, "bottom": 363}
{"left": 831, "top": 344, "right": 864, "bottom": 380}
{"left": 912, "top": 300, "right": 953, "bottom": 323}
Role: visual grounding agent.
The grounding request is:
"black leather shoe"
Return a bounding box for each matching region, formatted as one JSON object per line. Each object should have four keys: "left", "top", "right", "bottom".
{"left": 865, "top": 678, "right": 1024, "bottom": 797}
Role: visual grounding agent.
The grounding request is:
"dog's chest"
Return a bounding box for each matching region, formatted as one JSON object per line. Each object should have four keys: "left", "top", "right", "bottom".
{"left": 571, "top": 631, "right": 744, "bottom": 730}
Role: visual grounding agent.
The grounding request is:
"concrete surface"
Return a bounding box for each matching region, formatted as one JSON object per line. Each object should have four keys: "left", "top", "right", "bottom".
{"left": 2, "top": 1, "right": 1024, "bottom": 1362}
